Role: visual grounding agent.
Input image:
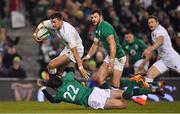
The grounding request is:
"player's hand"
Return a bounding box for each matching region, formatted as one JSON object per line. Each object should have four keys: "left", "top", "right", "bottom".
{"left": 142, "top": 48, "right": 151, "bottom": 57}
{"left": 137, "top": 63, "right": 145, "bottom": 72}
{"left": 37, "top": 79, "right": 43, "bottom": 87}
{"left": 79, "top": 67, "right": 90, "bottom": 80}
{"left": 82, "top": 54, "right": 90, "bottom": 61}
{"left": 108, "top": 61, "right": 114, "bottom": 73}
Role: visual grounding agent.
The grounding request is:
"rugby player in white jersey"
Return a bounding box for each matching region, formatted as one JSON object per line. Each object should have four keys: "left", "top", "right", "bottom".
{"left": 33, "top": 12, "right": 89, "bottom": 80}
{"left": 132, "top": 15, "right": 180, "bottom": 105}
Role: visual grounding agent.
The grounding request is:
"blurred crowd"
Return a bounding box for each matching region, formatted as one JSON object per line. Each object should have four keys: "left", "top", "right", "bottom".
{"left": 0, "top": 0, "right": 180, "bottom": 79}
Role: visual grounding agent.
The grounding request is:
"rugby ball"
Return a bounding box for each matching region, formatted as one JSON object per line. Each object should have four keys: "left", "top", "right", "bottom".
{"left": 36, "top": 27, "right": 50, "bottom": 41}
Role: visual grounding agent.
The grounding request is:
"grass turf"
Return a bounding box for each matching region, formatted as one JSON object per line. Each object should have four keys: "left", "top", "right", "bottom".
{"left": 0, "top": 101, "right": 180, "bottom": 113}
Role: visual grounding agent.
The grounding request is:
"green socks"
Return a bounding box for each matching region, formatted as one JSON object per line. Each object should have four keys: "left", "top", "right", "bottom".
{"left": 99, "top": 82, "right": 109, "bottom": 89}
{"left": 122, "top": 80, "right": 137, "bottom": 100}
{"left": 133, "top": 88, "right": 152, "bottom": 96}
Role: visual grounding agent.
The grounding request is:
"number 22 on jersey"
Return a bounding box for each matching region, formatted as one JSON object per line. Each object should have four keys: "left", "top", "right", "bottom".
{"left": 63, "top": 85, "right": 79, "bottom": 101}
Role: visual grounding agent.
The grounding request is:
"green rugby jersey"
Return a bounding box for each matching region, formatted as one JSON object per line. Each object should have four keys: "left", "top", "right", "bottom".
{"left": 122, "top": 38, "right": 147, "bottom": 64}
{"left": 94, "top": 20, "right": 125, "bottom": 58}
{"left": 53, "top": 72, "right": 93, "bottom": 107}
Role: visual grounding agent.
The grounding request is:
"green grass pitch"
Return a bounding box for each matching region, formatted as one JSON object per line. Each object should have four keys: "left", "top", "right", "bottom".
{"left": 0, "top": 101, "right": 180, "bottom": 113}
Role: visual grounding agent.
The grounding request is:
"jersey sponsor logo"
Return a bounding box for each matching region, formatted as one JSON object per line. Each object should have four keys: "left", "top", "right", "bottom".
{"left": 134, "top": 44, "right": 139, "bottom": 49}
{"left": 63, "top": 85, "right": 80, "bottom": 101}
{"left": 125, "top": 46, "right": 129, "bottom": 49}
{"left": 95, "top": 30, "right": 101, "bottom": 36}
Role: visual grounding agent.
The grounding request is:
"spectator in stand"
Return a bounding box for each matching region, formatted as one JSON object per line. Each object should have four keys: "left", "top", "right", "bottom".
{"left": 0, "top": 0, "right": 6, "bottom": 19}
{"left": 0, "top": 53, "right": 8, "bottom": 77}
{"left": 7, "top": 56, "right": 26, "bottom": 78}
{"left": 0, "top": 18, "right": 7, "bottom": 49}
{"left": 3, "top": 44, "right": 22, "bottom": 68}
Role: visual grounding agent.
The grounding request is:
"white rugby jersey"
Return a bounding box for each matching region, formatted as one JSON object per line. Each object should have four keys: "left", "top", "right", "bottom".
{"left": 151, "top": 25, "right": 178, "bottom": 58}
{"left": 43, "top": 20, "right": 83, "bottom": 51}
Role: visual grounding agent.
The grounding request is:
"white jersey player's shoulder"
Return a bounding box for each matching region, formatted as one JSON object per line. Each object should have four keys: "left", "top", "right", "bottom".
{"left": 63, "top": 21, "right": 76, "bottom": 32}
{"left": 152, "top": 25, "right": 168, "bottom": 39}
{"left": 153, "top": 25, "right": 167, "bottom": 36}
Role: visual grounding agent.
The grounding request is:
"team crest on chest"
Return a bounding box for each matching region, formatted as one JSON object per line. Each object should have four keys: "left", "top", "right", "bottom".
{"left": 130, "top": 49, "right": 136, "bottom": 56}
{"left": 96, "top": 30, "right": 101, "bottom": 36}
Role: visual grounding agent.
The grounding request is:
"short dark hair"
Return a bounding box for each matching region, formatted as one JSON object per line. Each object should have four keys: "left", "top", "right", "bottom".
{"left": 47, "top": 76, "right": 62, "bottom": 89}
{"left": 124, "top": 30, "right": 133, "bottom": 35}
{"left": 148, "top": 15, "right": 159, "bottom": 22}
{"left": 49, "top": 12, "right": 63, "bottom": 20}
{"left": 91, "top": 9, "right": 102, "bottom": 16}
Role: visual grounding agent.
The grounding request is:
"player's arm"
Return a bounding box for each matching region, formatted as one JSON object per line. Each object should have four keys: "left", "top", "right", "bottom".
{"left": 41, "top": 89, "right": 61, "bottom": 103}
{"left": 107, "top": 35, "right": 116, "bottom": 61}
{"left": 139, "top": 39, "right": 151, "bottom": 65}
{"left": 125, "top": 55, "right": 130, "bottom": 68}
{"left": 33, "top": 20, "right": 52, "bottom": 43}
{"left": 143, "top": 36, "right": 163, "bottom": 57}
{"left": 71, "top": 47, "right": 89, "bottom": 80}
{"left": 83, "top": 37, "right": 99, "bottom": 60}
{"left": 148, "top": 36, "right": 164, "bottom": 51}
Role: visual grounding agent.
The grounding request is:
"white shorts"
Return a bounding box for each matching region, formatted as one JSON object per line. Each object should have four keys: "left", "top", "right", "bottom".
{"left": 134, "top": 59, "right": 149, "bottom": 72}
{"left": 88, "top": 87, "right": 111, "bottom": 109}
{"left": 59, "top": 47, "right": 84, "bottom": 63}
{"left": 104, "top": 56, "right": 126, "bottom": 71}
{"left": 153, "top": 54, "right": 180, "bottom": 74}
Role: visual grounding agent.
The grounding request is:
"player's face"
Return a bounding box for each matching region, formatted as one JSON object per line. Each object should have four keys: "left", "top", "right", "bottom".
{"left": 148, "top": 18, "right": 159, "bottom": 30}
{"left": 125, "top": 33, "right": 134, "bottom": 43}
{"left": 51, "top": 18, "right": 63, "bottom": 30}
{"left": 91, "top": 13, "right": 102, "bottom": 25}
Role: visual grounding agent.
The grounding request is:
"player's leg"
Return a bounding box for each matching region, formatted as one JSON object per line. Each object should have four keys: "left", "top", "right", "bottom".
{"left": 165, "top": 54, "right": 180, "bottom": 74}
{"left": 111, "top": 56, "right": 126, "bottom": 89}
{"left": 96, "top": 61, "right": 110, "bottom": 89}
{"left": 134, "top": 59, "right": 149, "bottom": 74}
{"left": 104, "top": 98, "right": 128, "bottom": 109}
{"left": 48, "top": 54, "right": 71, "bottom": 76}
{"left": 145, "top": 59, "right": 168, "bottom": 83}
{"left": 110, "top": 89, "right": 124, "bottom": 99}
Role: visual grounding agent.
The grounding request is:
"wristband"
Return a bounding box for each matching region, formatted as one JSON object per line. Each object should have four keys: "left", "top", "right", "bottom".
{"left": 40, "top": 86, "right": 47, "bottom": 91}
{"left": 109, "top": 58, "right": 115, "bottom": 63}
{"left": 86, "top": 54, "right": 90, "bottom": 59}
{"left": 79, "top": 66, "right": 83, "bottom": 70}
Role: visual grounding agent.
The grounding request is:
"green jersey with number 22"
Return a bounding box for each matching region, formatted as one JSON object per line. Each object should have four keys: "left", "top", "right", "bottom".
{"left": 52, "top": 72, "right": 93, "bottom": 107}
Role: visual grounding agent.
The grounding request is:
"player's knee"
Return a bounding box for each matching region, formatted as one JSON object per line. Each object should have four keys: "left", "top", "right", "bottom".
{"left": 117, "top": 101, "right": 128, "bottom": 109}
{"left": 96, "top": 76, "right": 105, "bottom": 85}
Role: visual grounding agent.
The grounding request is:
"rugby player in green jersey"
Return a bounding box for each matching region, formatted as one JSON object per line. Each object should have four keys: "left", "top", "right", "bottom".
{"left": 83, "top": 9, "right": 126, "bottom": 90}
{"left": 122, "top": 31, "right": 151, "bottom": 74}
{"left": 37, "top": 72, "right": 164, "bottom": 109}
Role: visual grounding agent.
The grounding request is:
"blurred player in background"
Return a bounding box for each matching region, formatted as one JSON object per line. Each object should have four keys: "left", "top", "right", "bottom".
{"left": 143, "top": 15, "right": 180, "bottom": 82}
{"left": 122, "top": 31, "right": 151, "bottom": 105}
{"left": 83, "top": 9, "right": 126, "bottom": 90}
{"left": 132, "top": 15, "right": 180, "bottom": 105}
{"left": 33, "top": 12, "right": 89, "bottom": 80}
{"left": 122, "top": 31, "right": 150, "bottom": 74}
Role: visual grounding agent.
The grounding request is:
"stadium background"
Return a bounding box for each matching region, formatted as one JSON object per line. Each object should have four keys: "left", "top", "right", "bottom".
{"left": 0, "top": 0, "right": 180, "bottom": 113}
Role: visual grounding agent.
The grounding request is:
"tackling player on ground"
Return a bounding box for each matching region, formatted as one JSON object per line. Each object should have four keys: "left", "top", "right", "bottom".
{"left": 37, "top": 72, "right": 164, "bottom": 109}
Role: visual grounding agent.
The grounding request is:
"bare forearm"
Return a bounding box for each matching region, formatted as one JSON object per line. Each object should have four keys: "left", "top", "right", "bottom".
{"left": 149, "top": 36, "right": 164, "bottom": 51}
{"left": 88, "top": 42, "right": 98, "bottom": 57}
{"left": 109, "top": 43, "right": 116, "bottom": 60}
{"left": 42, "top": 90, "right": 60, "bottom": 103}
